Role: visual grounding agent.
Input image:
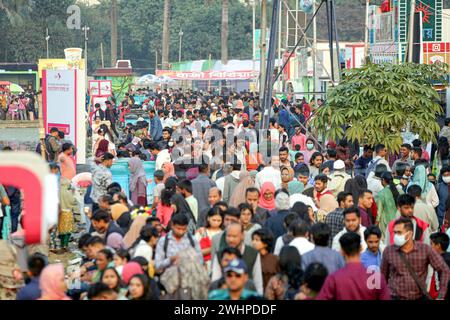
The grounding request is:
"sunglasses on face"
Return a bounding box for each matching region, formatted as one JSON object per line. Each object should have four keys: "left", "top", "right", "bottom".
{"left": 226, "top": 272, "right": 243, "bottom": 279}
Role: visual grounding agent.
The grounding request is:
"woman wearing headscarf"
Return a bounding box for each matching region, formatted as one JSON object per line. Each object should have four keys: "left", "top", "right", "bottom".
{"left": 121, "top": 262, "right": 145, "bottom": 286}
{"left": 129, "top": 157, "right": 148, "bottom": 207}
{"left": 376, "top": 172, "right": 402, "bottom": 239}
{"left": 259, "top": 182, "right": 276, "bottom": 211}
{"left": 410, "top": 163, "right": 439, "bottom": 208}
{"left": 229, "top": 170, "right": 257, "bottom": 208}
{"left": 57, "top": 178, "right": 79, "bottom": 252}
{"left": 110, "top": 202, "right": 131, "bottom": 233}
{"left": 280, "top": 166, "right": 294, "bottom": 190}
{"left": 106, "top": 233, "right": 125, "bottom": 251}
{"left": 162, "top": 162, "right": 176, "bottom": 182}
{"left": 94, "top": 139, "right": 110, "bottom": 164}
{"left": 123, "top": 215, "right": 148, "bottom": 249}
{"left": 39, "top": 264, "right": 71, "bottom": 300}
{"left": 316, "top": 194, "right": 338, "bottom": 222}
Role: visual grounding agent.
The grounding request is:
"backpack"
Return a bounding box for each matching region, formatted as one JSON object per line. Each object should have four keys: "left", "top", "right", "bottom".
{"left": 35, "top": 135, "right": 54, "bottom": 162}
{"left": 365, "top": 157, "right": 381, "bottom": 178}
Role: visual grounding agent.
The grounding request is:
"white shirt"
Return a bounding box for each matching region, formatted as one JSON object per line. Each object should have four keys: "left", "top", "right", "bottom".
{"left": 290, "top": 193, "right": 318, "bottom": 211}
{"left": 255, "top": 166, "right": 282, "bottom": 190}
{"left": 289, "top": 237, "right": 315, "bottom": 256}
{"left": 133, "top": 240, "right": 153, "bottom": 262}
{"left": 155, "top": 149, "right": 172, "bottom": 170}
{"left": 367, "top": 172, "right": 383, "bottom": 198}
{"left": 215, "top": 177, "right": 225, "bottom": 194}
{"left": 332, "top": 226, "right": 367, "bottom": 253}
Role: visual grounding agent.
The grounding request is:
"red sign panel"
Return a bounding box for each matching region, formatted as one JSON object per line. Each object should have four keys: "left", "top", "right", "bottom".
{"left": 48, "top": 123, "right": 70, "bottom": 135}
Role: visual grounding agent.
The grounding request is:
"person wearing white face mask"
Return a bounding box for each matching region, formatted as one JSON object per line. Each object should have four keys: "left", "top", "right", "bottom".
{"left": 381, "top": 217, "right": 450, "bottom": 300}
{"left": 302, "top": 137, "right": 318, "bottom": 165}
{"left": 385, "top": 194, "right": 430, "bottom": 246}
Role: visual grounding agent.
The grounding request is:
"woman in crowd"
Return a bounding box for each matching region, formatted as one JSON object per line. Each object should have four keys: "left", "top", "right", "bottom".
{"left": 123, "top": 215, "right": 148, "bottom": 249}
{"left": 39, "top": 264, "right": 71, "bottom": 300}
{"left": 303, "top": 137, "right": 319, "bottom": 165}
{"left": 126, "top": 274, "right": 160, "bottom": 300}
{"left": 280, "top": 166, "right": 294, "bottom": 190}
{"left": 92, "top": 249, "right": 114, "bottom": 283}
{"left": 195, "top": 207, "right": 223, "bottom": 271}
{"left": 376, "top": 171, "right": 401, "bottom": 239}
{"left": 57, "top": 178, "right": 78, "bottom": 253}
{"left": 410, "top": 162, "right": 439, "bottom": 208}
{"left": 238, "top": 203, "right": 261, "bottom": 246}
{"left": 229, "top": 170, "right": 257, "bottom": 208}
{"left": 252, "top": 228, "right": 280, "bottom": 290}
{"left": 316, "top": 194, "right": 338, "bottom": 222}
{"left": 129, "top": 157, "right": 148, "bottom": 207}
{"left": 259, "top": 182, "right": 276, "bottom": 212}
{"left": 101, "top": 267, "right": 127, "bottom": 300}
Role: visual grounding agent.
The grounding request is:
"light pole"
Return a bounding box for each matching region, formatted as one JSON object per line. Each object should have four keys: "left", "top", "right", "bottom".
{"left": 178, "top": 29, "right": 184, "bottom": 63}
{"left": 45, "top": 28, "right": 50, "bottom": 59}
{"left": 82, "top": 26, "right": 90, "bottom": 90}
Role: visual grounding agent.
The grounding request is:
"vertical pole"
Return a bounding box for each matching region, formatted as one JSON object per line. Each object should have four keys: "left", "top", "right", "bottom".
{"left": 46, "top": 28, "right": 49, "bottom": 59}
{"left": 326, "top": 0, "right": 335, "bottom": 84}
{"left": 261, "top": 0, "right": 281, "bottom": 131}
{"left": 313, "top": 1, "right": 318, "bottom": 98}
{"left": 364, "top": 0, "right": 370, "bottom": 61}
{"left": 208, "top": 53, "right": 212, "bottom": 92}
{"left": 278, "top": 0, "right": 282, "bottom": 93}
{"left": 260, "top": 0, "right": 267, "bottom": 95}
{"left": 100, "top": 43, "right": 105, "bottom": 68}
{"left": 407, "top": 0, "right": 416, "bottom": 63}
{"left": 331, "top": 0, "right": 341, "bottom": 81}
{"left": 252, "top": 1, "right": 256, "bottom": 79}
{"left": 120, "top": 37, "right": 124, "bottom": 60}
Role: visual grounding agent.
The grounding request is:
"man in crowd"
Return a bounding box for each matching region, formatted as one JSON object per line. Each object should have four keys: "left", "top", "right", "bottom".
{"left": 358, "top": 190, "right": 374, "bottom": 227}
{"left": 154, "top": 214, "right": 203, "bottom": 273}
{"left": 381, "top": 218, "right": 450, "bottom": 300}
{"left": 90, "top": 153, "right": 114, "bottom": 212}
{"left": 325, "top": 192, "right": 354, "bottom": 247}
{"left": 317, "top": 232, "right": 391, "bottom": 300}
{"left": 211, "top": 223, "right": 263, "bottom": 295}
{"left": 302, "top": 222, "right": 345, "bottom": 274}
{"left": 332, "top": 207, "right": 367, "bottom": 252}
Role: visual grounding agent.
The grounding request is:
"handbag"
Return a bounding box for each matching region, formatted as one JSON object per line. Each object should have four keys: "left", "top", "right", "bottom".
{"left": 161, "top": 266, "right": 193, "bottom": 300}
{"left": 398, "top": 250, "right": 433, "bottom": 300}
{"left": 1, "top": 206, "right": 12, "bottom": 240}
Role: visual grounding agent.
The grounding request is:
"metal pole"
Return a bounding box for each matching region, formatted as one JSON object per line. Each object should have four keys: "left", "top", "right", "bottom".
{"left": 179, "top": 29, "right": 183, "bottom": 62}
{"left": 208, "top": 53, "right": 212, "bottom": 92}
{"left": 277, "top": 0, "right": 282, "bottom": 93}
{"left": 260, "top": 0, "right": 267, "bottom": 95}
{"left": 252, "top": 1, "right": 256, "bottom": 66}
{"left": 261, "top": 0, "right": 281, "bottom": 130}
{"left": 364, "top": 0, "right": 370, "bottom": 61}
{"left": 325, "top": 0, "right": 335, "bottom": 83}
{"left": 100, "top": 42, "right": 105, "bottom": 68}
{"left": 407, "top": 0, "right": 415, "bottom": 63}
{"left": 313, "top": 1, "right": 317, "bottom": 98}
{"left": 120, "top": 37, "right": 124, "bottom": 60}
{"left": 82, "top": 26, "right": 90, "bottom": 91}
{"left": 331, "top": 0, "right": 342, "bottom": 81}
{"left": 46, "top": 28, "right": 50, "bottom": 59}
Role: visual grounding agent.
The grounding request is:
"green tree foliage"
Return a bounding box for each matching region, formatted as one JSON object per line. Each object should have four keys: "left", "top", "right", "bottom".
{"left": 312, "top": 63, "right": 449, "bottom": 153}
{"left": 1, "top": 0, "right": 253, "bottom": 74}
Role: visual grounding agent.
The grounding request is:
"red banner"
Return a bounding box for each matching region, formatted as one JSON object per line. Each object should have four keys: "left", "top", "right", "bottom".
{"left": 156, "top": 70, "right": 259, "bottom": 80}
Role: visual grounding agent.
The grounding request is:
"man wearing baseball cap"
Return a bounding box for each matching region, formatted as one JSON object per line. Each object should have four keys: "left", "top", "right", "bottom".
{"left": 208, "top": 259, "right": 260, "bottom": 300}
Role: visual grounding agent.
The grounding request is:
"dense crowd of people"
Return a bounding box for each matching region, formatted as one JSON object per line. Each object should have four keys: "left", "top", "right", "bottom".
{"left": 1, "top": 87, "right": 450, "bottom": 301}
{"left": 0, "top": 90, "right": 39, "bottom": 121}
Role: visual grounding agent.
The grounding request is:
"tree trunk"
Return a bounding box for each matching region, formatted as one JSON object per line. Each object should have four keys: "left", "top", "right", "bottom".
{"left": 111, "top": 0, "right": 118, "bottom": 67}
{"left": 221, "top": 0, "right": 229, "bottom": 65}
{"left": 162, "top": 0, "right": 171, "bottom": 69}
